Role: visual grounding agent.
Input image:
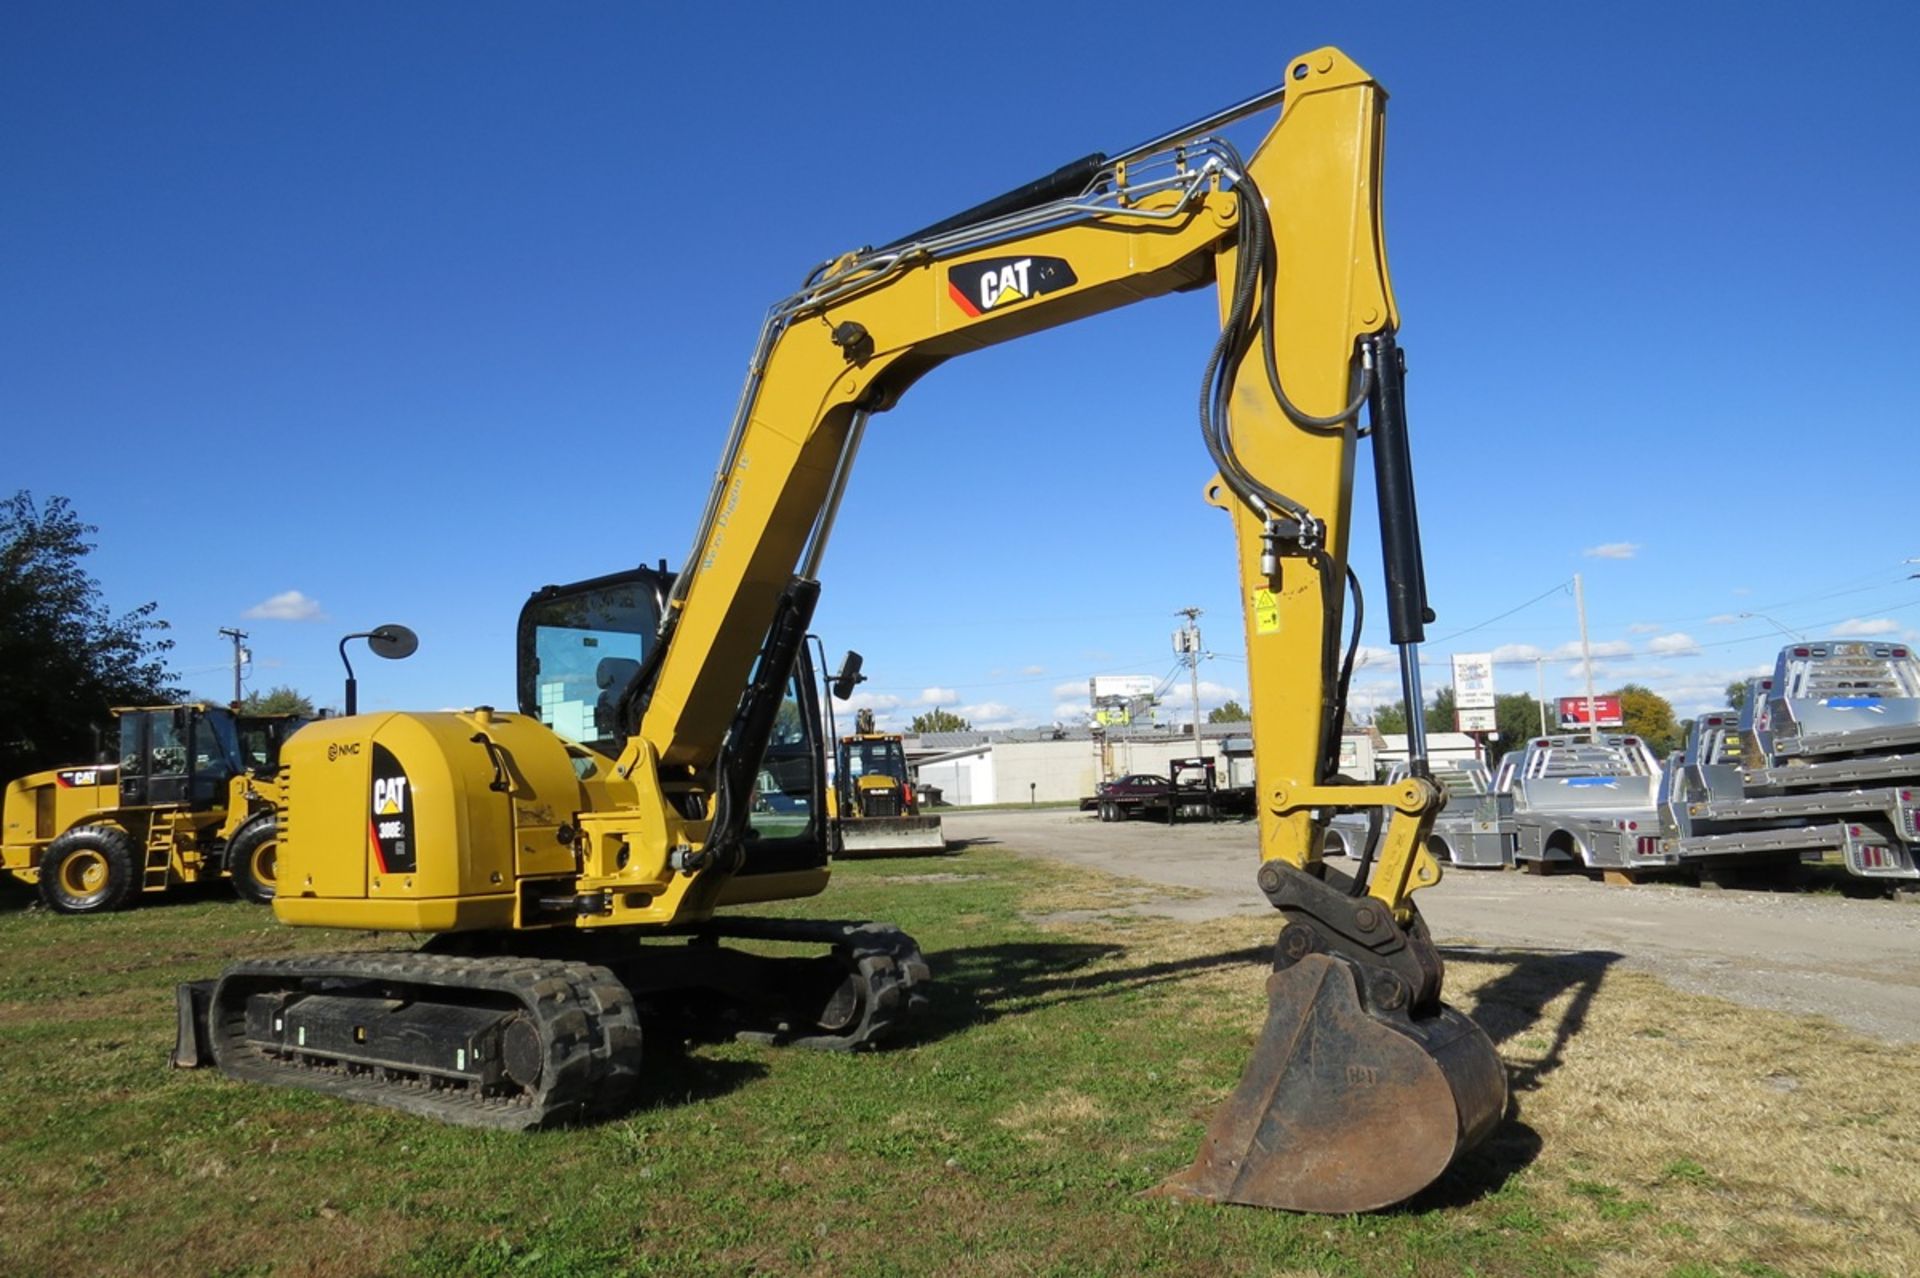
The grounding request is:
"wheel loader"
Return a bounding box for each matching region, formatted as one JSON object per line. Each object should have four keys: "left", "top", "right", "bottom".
{"left": 174, "top": 49, "right": 1505, "bottom": 1213}
{"left": 2, "top": 703, "right": 305, "bottom": 912}
{"left": 830, "top": 708, "right": 946, "bottom": 856}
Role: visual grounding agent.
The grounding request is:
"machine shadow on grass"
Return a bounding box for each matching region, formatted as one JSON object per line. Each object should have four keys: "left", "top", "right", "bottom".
{"left": 635, "top": 1040, "right": 772, "bottom": 1109}
{"left": 916, "top": 937, "right": 1265, "bottom": 1038}
{"left": 1400, "top": 945, "right": 1622, "bottom": 1209}
{"left": 912, "top": 936, "right": 1620, "bottom": 1207}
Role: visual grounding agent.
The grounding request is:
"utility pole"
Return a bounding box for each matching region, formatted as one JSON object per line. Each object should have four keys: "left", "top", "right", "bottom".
{"left": 1535, "top": 657, "right": 1548, "bottom": 735}
{"left": 1573, "top": 573, "right": 1598, "bottom": 743}
{"left": 1175, "top": 607, "right": 1204, "bottom": 748}
{"left": 218, "top": 627, "right": 249, "bottom": 706}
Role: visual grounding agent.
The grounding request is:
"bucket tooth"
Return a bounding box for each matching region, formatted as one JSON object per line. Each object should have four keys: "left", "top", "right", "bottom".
{"left": 1155, "top": 952, "right": 1506, "bottom": 1214}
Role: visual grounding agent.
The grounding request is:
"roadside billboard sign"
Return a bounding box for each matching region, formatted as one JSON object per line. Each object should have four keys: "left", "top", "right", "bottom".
{"left": 1090, "top": 675, "right": 1155, "bottom": 700}
{"left": 1452, "top": 653, "right": 1496, "bottom": 710}
{"left": 1558, "top": 695, "right": 1625, "bottom": 728}
{"left": 1456, "top": 707, "right": 1498, "bottom": 734}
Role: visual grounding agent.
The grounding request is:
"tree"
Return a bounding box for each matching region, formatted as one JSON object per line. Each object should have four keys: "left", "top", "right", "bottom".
{"left": 1725, "top": 679, "right": 1748, "bottom": 711}
{"left": 1370, "top": 689, "right": 1455, "bottom": 736}
{"left": 239, "top": 685, "right": 317, "bottom": 717}
{"left": 1613, "top": 683, "right": 1682, "bottom": 756}
{"left": 1491, "top": 692, "right": 1546, "bottom": 763}
{"left": 1372, "top": 700, "right": 1407, "bottom": 734}
{"left": 1207, "top": 699, "right": 1248, "bottom": 724}
{"left": 911, "top": 708, "right": 972, "bottom": 734}
{"left": 0, "top": 492, "right": 180, "bottom": 778}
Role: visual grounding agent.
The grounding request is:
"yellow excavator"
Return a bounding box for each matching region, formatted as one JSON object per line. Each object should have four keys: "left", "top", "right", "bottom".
{"left": 175, "top": 49, "right": 1504, "bottom": 1213}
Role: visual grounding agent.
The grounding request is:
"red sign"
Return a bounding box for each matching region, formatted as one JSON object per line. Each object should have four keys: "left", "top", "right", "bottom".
{"left": 1558, "top": 695, "right": 1624, "bottom": 728}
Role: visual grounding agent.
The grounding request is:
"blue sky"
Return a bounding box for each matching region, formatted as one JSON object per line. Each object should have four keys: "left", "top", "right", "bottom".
{"left": 6, "top": 3, "right": 1918, "bottom": 733}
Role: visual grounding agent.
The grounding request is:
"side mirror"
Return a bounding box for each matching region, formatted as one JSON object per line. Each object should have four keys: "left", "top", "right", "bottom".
{"left": 830, "top": 651, "right": 865, "bottom": 702}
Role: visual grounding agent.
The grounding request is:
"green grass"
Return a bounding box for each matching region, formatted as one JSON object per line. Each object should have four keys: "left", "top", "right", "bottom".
{"left": 0, "top": 853, "right": 1913, "bottom": 1277}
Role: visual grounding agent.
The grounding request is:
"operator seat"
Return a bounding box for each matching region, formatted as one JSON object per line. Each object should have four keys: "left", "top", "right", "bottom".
{"left": 594, "top": 657, "right": 642, "bottom": 740}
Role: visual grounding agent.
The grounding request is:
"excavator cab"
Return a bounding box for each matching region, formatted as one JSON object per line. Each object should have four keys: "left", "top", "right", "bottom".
{"left": 517, "top": 564, "right": 672, "bottom": 760}
{"left": 517, "top": 564, "right": 830, "bottom": 859}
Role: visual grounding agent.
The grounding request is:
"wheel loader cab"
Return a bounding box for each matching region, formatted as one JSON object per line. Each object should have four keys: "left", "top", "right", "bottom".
{"left": 116, "top": 705, "right": 244, "bottom": 809}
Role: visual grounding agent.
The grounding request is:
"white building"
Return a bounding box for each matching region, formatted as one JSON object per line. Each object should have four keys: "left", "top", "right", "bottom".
{"left": 909, "top": 725, "right": 1379, "bottom": 806}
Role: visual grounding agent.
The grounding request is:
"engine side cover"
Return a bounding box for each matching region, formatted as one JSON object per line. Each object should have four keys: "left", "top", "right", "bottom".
{"left": 274, "top": 711, "right": 584, "bottom": 931}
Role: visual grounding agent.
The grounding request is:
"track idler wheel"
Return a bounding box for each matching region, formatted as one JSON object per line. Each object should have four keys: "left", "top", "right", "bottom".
{"left": 1155, "top": 952, "right": 1505, "bottom": 1213}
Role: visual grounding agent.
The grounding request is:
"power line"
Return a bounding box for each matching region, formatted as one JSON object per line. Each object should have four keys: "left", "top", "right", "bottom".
{"left": 1428, "top": 579, "right": 1571, "bottom": 645}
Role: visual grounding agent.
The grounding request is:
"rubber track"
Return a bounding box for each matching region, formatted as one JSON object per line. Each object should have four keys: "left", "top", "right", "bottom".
{"left": 727, "top": 920, "right": 931, "bottom": 1051}
{"left": 205, "top": 951, "right": 642, "bottom": 1130}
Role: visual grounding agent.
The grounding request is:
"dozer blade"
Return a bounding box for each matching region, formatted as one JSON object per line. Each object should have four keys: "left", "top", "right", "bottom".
{"left": 835, "top": 816, "right": 948, "bottom": 858}
{"left": 1155, "top": 952, "right": 1506, "bottom": 1214}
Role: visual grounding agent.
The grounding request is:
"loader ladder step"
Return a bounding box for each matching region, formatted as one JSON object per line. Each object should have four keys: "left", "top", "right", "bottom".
{"left": 143, "top": 823, "right": 174, "bottom": 890}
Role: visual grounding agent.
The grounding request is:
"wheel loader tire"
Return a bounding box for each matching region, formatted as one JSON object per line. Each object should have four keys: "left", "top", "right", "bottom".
{"left": 227, "top": 815, "right": 278, "bottom": 905}
{"left": 38, "top": 825, "right": 139, "bottom": 915}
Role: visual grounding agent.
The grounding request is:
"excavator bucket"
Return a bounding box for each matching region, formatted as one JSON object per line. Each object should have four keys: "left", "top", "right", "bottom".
{"left": 835, "top": 816, "right": 948, "bottom": 858}
{"left": 1156, "top": 952, "right": 1506, "bottom": 1214}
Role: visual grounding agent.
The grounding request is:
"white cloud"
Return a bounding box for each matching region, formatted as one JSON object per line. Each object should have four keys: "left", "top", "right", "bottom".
{"left": 840, "top": 691, "right": 904, "bottom": 729}
{"left": 1582, "top": 542, "right": 1640, "bottom": 560}
{"left": 1627, "top": 622, "right": 1662, "bottom": 634}
{"left": 1553, "top": 639, "right": 1633, "bottom": 660}
{"left": 1491, "top": 643, "right": 1545, "bottom": 664}
{"left": 956, "top": 701, "right": 1019, "bottom": 729}
{"left": 1707, "top": 614, "right": 1741, "bottom": 625}
{"left": 1353, "top": 645, "right": 1395, "bottom": 669}
{"left": 243, "top": 590, "right": 325, "bottom": 622}
{"left": 1647, "top": 632, "right": 1700, "bottom": 656}
{"left": 1020, "top": 665, "right": 1047, "bottom": 676}
{"left": 1052, "top": 679, "right": 1088, "bottom": 700}
{"left": 1052, "top": 702, "right": 1093, "bottom": 723}
{"left": 1607, "top": 663, "right": 1678, "bottom": 682}
{"left": 1158, "top": 680, "right": 1243, "bottom": 714}
{"left": 918, "top": 686, "right": 959, "bottom": 704}
{"left": 1831, "top": 617, "right": 1899, "bottom": 637}
{"left": 1347, "top": 679, "right": 1401, "bottom": 714}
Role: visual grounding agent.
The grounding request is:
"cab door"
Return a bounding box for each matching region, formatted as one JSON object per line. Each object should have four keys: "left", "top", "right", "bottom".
{"left": 117, "top": 712, "right": 152, "bottom": 807}
{"left": 145, "top": 709, "right": 192, "bottom": 806}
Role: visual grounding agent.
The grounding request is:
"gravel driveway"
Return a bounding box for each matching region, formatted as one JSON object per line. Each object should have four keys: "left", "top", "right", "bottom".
{"left": 942, "top": 807, "right": 1920, "bottom": 1042}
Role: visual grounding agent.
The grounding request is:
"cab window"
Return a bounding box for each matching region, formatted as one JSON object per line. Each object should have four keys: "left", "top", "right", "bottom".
{"left": 523, "top": 583, "right": 661, "bottom": 754}
{"left": 748, "top": 675, "right": 816, "bottom": 840}
{"left": 149, "top": 714, "right": 187, "bottom": 776}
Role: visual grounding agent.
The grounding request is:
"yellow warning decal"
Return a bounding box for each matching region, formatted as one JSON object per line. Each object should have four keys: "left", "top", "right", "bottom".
{"left": 1253, "top": 588, "right": 1280, "bottom": 635}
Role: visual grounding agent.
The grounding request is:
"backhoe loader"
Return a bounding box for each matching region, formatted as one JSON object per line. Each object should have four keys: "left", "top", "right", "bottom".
{"left": 3, "top": 703, "right": 304, "bottom": 911}
{"left": 175, "top": 48, "right": 1504, "bottom": 1213}
{"left": 830, "top": 708, "right": 947, "bottom": 856}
